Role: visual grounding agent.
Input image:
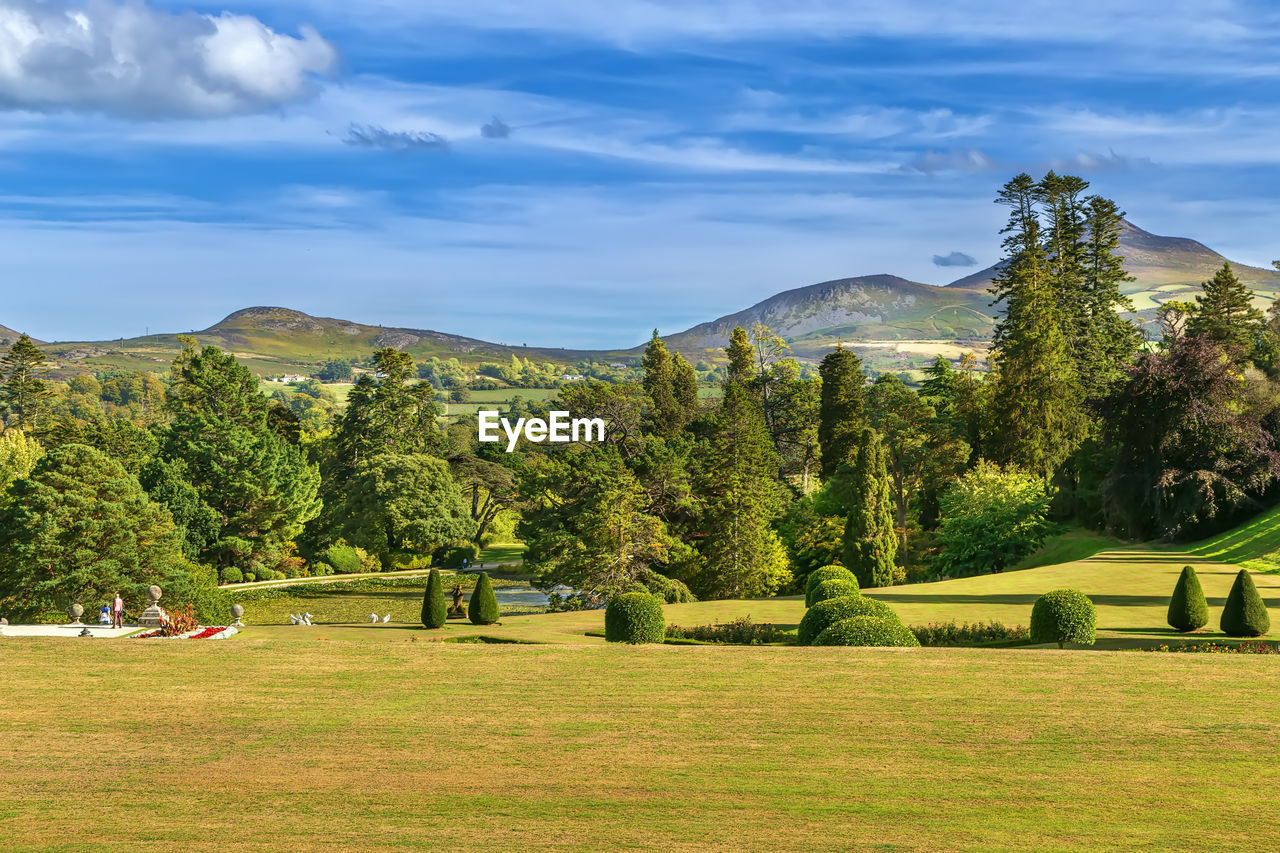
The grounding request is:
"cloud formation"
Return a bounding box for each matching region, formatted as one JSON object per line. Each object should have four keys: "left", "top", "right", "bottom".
{"left": 342, "top": 123, "right": 449, "bottom": 151}
{"left": 481, "top": 116, "right": 512, "bottom": 138}
{"left": 0, "top": 0, "right": 338, "bottom": 118}
{"left": 932, "top": 251, "right": 978, "bottom": 267}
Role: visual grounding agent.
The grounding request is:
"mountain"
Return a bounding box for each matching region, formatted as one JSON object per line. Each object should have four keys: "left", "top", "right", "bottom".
{"left": 0, "top": 325, "right": 37, "bottom": 345}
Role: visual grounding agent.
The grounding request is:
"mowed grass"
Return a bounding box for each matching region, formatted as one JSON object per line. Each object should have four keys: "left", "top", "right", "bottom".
{"left": 1, "top": 640, "right": 1277, "bottom": 851}
{"left": 1187, "top": 503, "right": 1280, "bottom": 573}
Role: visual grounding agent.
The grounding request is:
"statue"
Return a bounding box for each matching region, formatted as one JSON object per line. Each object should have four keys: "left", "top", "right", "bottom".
{"left": 137, "top": 584, "right": 166, "bottom": 628}
{"left": 448, "top": 582, "right": 465, "bottom": 618}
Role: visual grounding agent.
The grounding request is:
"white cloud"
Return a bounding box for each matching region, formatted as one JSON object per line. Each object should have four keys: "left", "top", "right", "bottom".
{"left": 0, "top": 0, "right": 338, "bottom": 117}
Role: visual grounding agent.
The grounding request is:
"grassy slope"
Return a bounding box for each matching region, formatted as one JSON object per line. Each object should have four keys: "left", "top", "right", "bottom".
{"left": 2, "top": 640, "right": 1277, "bottom": 852}
{"left": 1185, "top": 503, "right": 1280, "bottom": 573}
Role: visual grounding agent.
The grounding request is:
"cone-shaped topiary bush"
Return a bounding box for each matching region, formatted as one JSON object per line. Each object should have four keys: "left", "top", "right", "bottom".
{"left": 805, "top": 565, "right": 857, "bottom": 607}
{"left": 813, "top": 615, "right": 920, "bottom": 647}
{"left": 1220, "top": 569, "right": 1270, "bottom": 637}
{"left": 810, "top": 578, "right": 862, "bottom": 606}
{"left": 467, "top": 572, "right": 500, "bottom": 625}
{"left": 604, "top": 592, "right": 666, "bottom": 644}
{"left": 1030, "top": 588, "right": 1096, "bottom": 648}
{"left": 1167, "top": 565, "right": 1209, "bottom": 632}
{"left": 798, "top": 594, "right": 898, "bottom": 645}
{"left": 421, "top": 568, "right": 447, "bottom": 628}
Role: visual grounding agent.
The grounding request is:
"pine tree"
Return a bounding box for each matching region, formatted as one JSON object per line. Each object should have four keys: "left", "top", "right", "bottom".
{"left": 0, "top": 334, "right": 51, "bottom": 432}
{"left": 671, "top": 352, "right": 699, "bottom": 422}
{"left": 1187, "top": 262, "right": 1264, "bottom": 361}
{"left": 641, "top": 330, "right": 682, "bottom": 436}
{"left": 1078, "top": 196, "right": 1140, "bottom": 397}
{"left": 817, "top": 345, "right": 866, "bottom": 479}
{"left": 725, "top": 326, "right": 755, "bottom": 385}
{"left": 988, "top": 174, "right": 1086, "bottom": 481}
{"left": 1220, "top": 569, "right": 1270, "bottom": 637}
{"left": 1166, "top": 565, "right": 1209, "bottom": 632}
{"left": 467, "top": 572, "right": 501, "bottom": 625}
{"left": 422, "top": 568, "right": 447, "bottom": 628}
{"left": 841, "top": 428, "right": 897, "bottom": 588}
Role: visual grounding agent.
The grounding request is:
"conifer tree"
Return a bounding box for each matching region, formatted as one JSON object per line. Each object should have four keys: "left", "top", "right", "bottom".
{"left": 671, "top": 352, "right": 699, "bottom": 422}
{"left": 641, "top": 330, "right": 682, "bottom": 435}
{"left": 0, "top": 334, "right": 51, "bottom": 432}
{"left": 422, "top": 568, "right": 447, "bottom": 628}
{"left": 841, "top": 428, "right": 897, "bottom": 588}
{"left": 1166, "top": 565, "right": 1209, "bottom": 632}
{"left": 725, "top": 326, "right": 755, "bottom": 385}
{"left": 1078, "top": 196, "right": 1140, "bottom": 396}
{"left": 1187, "top": 262, "right": 1264, "bottom": 361}
{"left": 467, "top": 572, "right": 500, "bottom": 625}
{"left": 1220, "top": 569, "right": 1270, "bottom": 637}
{"left": 817, "top": 345, "right": 866, "bottom": 479}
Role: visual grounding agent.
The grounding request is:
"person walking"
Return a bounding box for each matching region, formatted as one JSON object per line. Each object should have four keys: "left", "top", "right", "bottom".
{"left": 111, "top": 592, "right": 124, "bottom": 629}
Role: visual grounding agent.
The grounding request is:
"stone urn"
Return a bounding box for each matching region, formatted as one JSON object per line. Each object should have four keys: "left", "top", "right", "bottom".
{"left": 68, "top": 603, "right": 85, "bottom": 625}
{"left": 230, "top": 604, "right": 245, "bottom": 627}
{"left": 137, "top": 585, "right": 166, "bottom": 628}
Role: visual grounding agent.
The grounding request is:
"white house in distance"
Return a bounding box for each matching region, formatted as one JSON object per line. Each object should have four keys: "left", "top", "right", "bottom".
{"left": 270, "top": 374, "right": 308, "bottom": 383}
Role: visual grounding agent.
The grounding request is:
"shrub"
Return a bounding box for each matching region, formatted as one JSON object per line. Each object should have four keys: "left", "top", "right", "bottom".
{"left": 1220, "top": 569, "right": 1270, "bottom": 637}
{"left": 310, "top": 561, "right": 333, "bottom": 577}
{"left": 438, "top": 543, "right": 481, "bottom": 569}
{"left": 910, "top": 621, "right": 1030, "bottom": 647}
{"left": 467, "top": 572, "right": 500, "bottom": 625}
{"left": 798, "top": 595, "right": 898, "bottom": 646}
{"left": 322, "top": 543, "right": 363, "bottom": 573}
{"left": 641, "top": 571, "right": 697, "bottom": 604}
{"left": 804, "top": 565, "right": 857, "bottom": 606}
{"left": 813, "top": 615, "right": 920, "bottom": 647}
{"left": 604, "top": 592, "right": 666, "bottom": 644}
{"left": 242, "top": 572, "right": 256, "bottom": 583}
{"left": 421, "top": 569, "right": 447, "bottom": 629}
{"left": 1167, "top": 566, "right": 1209, "bottom": 632}
{"left": 810, "top": 578, "right": 862, "bottom": 606}
{"left": 1030, "top": 589, "right": 1096, "bottom": 648}
{"left": 160, "top": 602, "right": 199, "bottom": 637}
{"left": 665, "top": 616, "right": 790, "bottom": 645}
{"left": 221, "top": 566, "right": 243, "bottom": 585}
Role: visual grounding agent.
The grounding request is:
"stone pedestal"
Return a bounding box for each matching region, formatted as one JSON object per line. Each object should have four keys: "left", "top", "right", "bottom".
{"left": 138, "top": 584, "right": 165, "bottom": 628}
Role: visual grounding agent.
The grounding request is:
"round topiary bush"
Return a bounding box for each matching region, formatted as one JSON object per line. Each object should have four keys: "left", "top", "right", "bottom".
{"left": 1220, "top": 569, "right": 1270, "bottom": 637}
{"left": 604, "top": 592, "right": 666, "bottom": 644}
{"left": 1030, "top": 588, "right": 1096, "bottom": 648}
{"left": 1167, "top": 565, "right": 1209, "bottom": 632}
{"left": 813, "top": 615, "right": 921, "bottom": 647}
{"left": 221, "top": 566, "right": 243, "bottom": 585}
{"left": 467, "top": 572, "right": 500, "bottom": 625}
{"left": 421, "top": 568, "right": 447, "bottom": 629}
{"left": 798, "top": 595, "right": 898, "bottom": 646}
{"left": 810, "top": 578, "right": 862, "bottom": 606}
{"left": 804, "top": 565, "right": 857, "bottom": 607}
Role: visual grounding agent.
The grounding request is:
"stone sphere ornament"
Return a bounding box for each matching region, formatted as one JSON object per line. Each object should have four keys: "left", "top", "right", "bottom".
{"left": 230, "top": 604, "right": 245, "bottom": 626}
{"left": 147, "top": 585, "right": 162, "bottom": 604}
{"left": 69, "top": 603, "right": 84, "bottom": 623}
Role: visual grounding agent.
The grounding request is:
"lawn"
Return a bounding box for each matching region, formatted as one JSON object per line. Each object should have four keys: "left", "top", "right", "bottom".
{"left": 1186, "top": 502, "right": 1280, "bottom": 573}
{"left": 1, "top": 640, "right": 1277, "bottom": 851}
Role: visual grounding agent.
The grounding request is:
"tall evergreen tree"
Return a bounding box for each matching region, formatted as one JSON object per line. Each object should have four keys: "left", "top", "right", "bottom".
{"left": 641, "top": 330, "right": 682, "bottom": 436}
{"left": 1078, "top": 196, "right": 1141, "bottom": 396}
{"left": 817, "top": 345, "right": 866, "bottom": 479}
{"left": 671, "top": 352, "right": 699, "bottom": 422}
{"left": 0, "top": 334, "right": 51, "bottom": 432}
{"left": 334, "top": 347, "right": 443, "bottom": 470}
{"left": 421, "top": 568, "right": 447, "bottom": 628}
{"left": 1187, "top": 262, "right": 1264, "bottom": 361}
{"left": 841, "top": 428, "right": 897, "bottom": 588}
{"left": 725, "top": 326, "right": 755, "bottom": 385}
{"left": 987, "top": 174, "right": 1086, "bottom": 480}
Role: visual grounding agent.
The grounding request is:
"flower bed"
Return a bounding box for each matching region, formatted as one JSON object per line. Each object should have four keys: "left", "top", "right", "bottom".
{"left": 131, "top": 626, "right": 238, "bottom": 640}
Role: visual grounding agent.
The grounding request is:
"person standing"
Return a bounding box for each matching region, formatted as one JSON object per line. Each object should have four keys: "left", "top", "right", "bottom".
{"left": 111, "top": 592, "right": 124, "bottom": 629}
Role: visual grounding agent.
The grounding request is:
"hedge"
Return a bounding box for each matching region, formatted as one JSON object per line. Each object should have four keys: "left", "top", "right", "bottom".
{"left": 1221, "top": 569, "right": 1270, "bottom": 637}
{"left": 813, "top": 615, "right": 921, "bottom": 647}
{"left": 810, "top": 578, "right": 862, "bottom": 606}
{"left": 421, "top": 568, "right": 447, "bottom": 629}
{"left": 797, "top": 595, "right": 898, "bottom": 646}
{"left": 604, "top": 592, "right": 666, "bottom": 644}
{"left": 804, "top": 565, "right": 857, "bottom": 607}
{"left": 467, "top": 572, "right": 500, "bottom": 625}
{"left": 1167, "top": 565, "right": 1209, "bottom": 632}
{"left": 1030, "top": 588, "right": 1096, "bottom": 648}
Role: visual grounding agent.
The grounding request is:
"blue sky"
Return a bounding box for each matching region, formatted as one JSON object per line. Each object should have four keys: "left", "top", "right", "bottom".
{"left": 1, "top": 0, "right": 1278, "bottom": 348}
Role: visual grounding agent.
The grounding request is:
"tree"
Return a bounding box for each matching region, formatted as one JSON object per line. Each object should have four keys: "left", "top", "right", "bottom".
{"left": 315, "top": 358, "right": 353, "bottom": 382}
{"left": 725, "top": 326, "right": 754, "bottom": 385}
{"left": 641, "top": 330, "right": 682, "bottom": 436}
{"left": 0, "top": 428, "right": 43, "bottom": 501}
{"left": 671, "top": 352, "right": 699, "bottom": 422}
{"left": 333, "top": 347, "right": 443, "bottom": 473}
{"left": 421, "top": 568, "right": 447, "bottom": 628}
{"left": 693, "top": 381, "right": 791, "bottom": 598}
{"left": 1166, "top": 565, "right": 1209, "bottom": 632}
{"left": 817, "top": 345, "right": 866, "bottom": 478}
{"left": 934, "top": 461, "right": 1051, "bottom": 576}
{"left": 1187, "top": 262, "right": 1264, "bottom": 361}
{"left": 467, "top": 572, "right": 500, "bottom": 625}
{"left": 1220, "top": 569, "right": 1270, "bottom": 637}
{"left": 449, "top": 452, "right": 518, "bottom": 545}
{"left": 0, "top": 334, "right": 51, "bottom": 432}
{"left": 841, "top": 429, "right": 897, "bottom": 588}
{"left": 1077, "top": 195, "right": 1141, "bottom": 397}
{"left": 138, "top": 457, "right": 221, "bottom": 561}
{"left": 339, "top": 454, "right": 477, "bottom": 564}
{"left": 1100, "top": 336, "right": 1280, "bottom": 539}
{"left": 0, "top": 444, "right": 186, "bottom": 620}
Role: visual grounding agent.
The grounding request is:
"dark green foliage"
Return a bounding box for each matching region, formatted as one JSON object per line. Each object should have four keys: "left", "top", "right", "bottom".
{"left": 1030, "top": 588, "right": 1097, "bottom": 648}
{"left": 437, "top": 542, "right": 480, "bottom": 569}
{"left": 725, "top": 326, "right": 755, "bottom": 385}
{"left": 422, "top": 568, "right": 447, "bottom": 628}
{"left": 1187, "top": 262, "right": 1265, "bottom": 361}
{"left": 813, "top": 615, "right": 920, "bottom": 647}
{"left": 809, "top": 578, "right": 862, "bottom": 606}
{"left": 910, "top": 621, "right": 1030, "bottom": 647}
{"left": 1220, "top": 569, "right": 1270, "bottom": 637}
{"left": 0, "top": 334, "right": 51, "bottom": 431}
{"left": 639, "top": 571, "right": 697, "bottom": 604}
{"left": 604, "top": 592, "right": 665, "bottom": 644}
{"left": 1167, "top": 566, "right": 1209, "bottom": 632}
{"left": 642, "top": 330, "right": 682, "bottom": 436}
{"left": 842, "top": 428, "right": 897, "bottom": 588}
{"left": 817, "top": 346, "right": 866, "bottom": 478}
{"left": 797, "top": 595, "right": 899, "bottom": 646}
{"left": 467, "top": 572, "right": 500, "bottom": 625}
{"left": 664, "top": 616, "right": 788, "bottom": 645}
{"left": 315, "top": 358, "right": 353, "bottom": 382}
{"left": 321, "top": 543, "right": 378, "bottom": 574}
{"left": 804, "top": 565, "right": 857, "bottom": 607}
{"left": 138, "top": 457, "right": 221, "bottom": 562}
{"left": 221, "top": 566, "right": 244, "bottom": 584}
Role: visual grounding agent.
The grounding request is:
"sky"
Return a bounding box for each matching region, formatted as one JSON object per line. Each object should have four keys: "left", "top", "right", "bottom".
{"left": 1, "top": 0, "right": 1278, "bottom": 348}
